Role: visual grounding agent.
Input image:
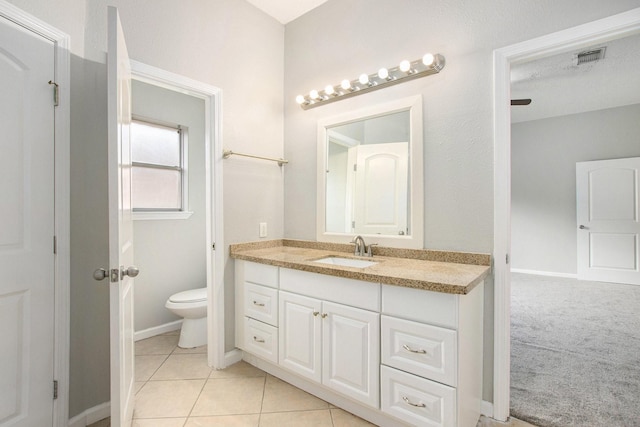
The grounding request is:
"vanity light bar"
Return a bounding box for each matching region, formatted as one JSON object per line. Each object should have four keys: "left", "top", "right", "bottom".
{"left": 296, "top": 53, "right": 445, "bottom": 110}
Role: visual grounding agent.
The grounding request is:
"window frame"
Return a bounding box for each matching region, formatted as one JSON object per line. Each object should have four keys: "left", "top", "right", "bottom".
{"left": 131, "top": 116, "right": 193, "bottom": 220}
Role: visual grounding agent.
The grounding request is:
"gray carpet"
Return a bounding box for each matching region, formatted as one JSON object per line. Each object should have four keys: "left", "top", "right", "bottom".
{"left": 510, "top": 273, "right": 640, "bottom": 427}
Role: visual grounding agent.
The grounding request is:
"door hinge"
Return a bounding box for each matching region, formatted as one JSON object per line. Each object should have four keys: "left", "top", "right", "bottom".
{"left": 506, "top": 253, "right": 510, "bottom": 264}
{"left": 353, "top": 164, "right": 357, "bottom": 172}
{"left": 212, "top": 242, "right": 216, "bottom": 250}
{"left": 48, "top": 80, "right": 59, "bottom": 107}
{"left": 53, "top": 380, "right": 58, "bottom": 400}
{"left": 53, "top": 236, "right": 57, "bottom": 254}
{"left": 352, "top": 221, "right": 356, "bottom": 228}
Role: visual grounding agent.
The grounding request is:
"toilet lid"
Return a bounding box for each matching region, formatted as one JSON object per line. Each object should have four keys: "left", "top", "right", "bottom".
{"left": 169, "top": 288, "right": 207, "bottom": 303}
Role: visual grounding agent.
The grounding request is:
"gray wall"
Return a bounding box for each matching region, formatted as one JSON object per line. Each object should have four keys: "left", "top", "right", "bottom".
{"left": 131, "top": 80, "right": 206, "bottom": 332}
{"left": 511, "top": 104, "right": 640, "bottom": 274}
{"left": 282, "top": 0, "right": 640, "bottom": 401}
{"left": 8, "top": 0, "right": 284, "bottom": 418}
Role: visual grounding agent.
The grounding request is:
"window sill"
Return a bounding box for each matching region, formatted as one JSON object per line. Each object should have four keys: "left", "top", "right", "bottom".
{"left": 133, "top": 211, "right": 194, "bottom": 221}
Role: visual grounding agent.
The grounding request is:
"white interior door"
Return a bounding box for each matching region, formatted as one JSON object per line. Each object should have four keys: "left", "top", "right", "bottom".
{"left": 107, "top": 7, "right": 136, "bottom": 426}
{"left": 353, "top": 142, "right": 408, "bottom": 236}
{"left": 0, "top": 15, "right": 56, "bottom": 427}
{"left": 577, "top": 157, "right": 640, "bottom": 285}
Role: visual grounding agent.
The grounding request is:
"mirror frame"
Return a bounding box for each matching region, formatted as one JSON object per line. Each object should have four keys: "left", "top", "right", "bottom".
{"left": 316, "top": 95, "right": 423, "bottom": 249}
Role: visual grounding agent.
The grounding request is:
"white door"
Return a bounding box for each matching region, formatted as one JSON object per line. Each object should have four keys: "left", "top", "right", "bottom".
{"left": 577, "top": 157, "right": 640, "bottom": 285}
{"left": 279, "top": 292, "right": 322, "bottom": 382}
{"left": 0, "top": 15, "right": 56, "bottom": 427}
{"left": 354, "top": 142, "right": 408, "bottom": 235}
{"left": 322, "top": 301, "right": 379, "bottom": 408}
{"left": 107, "top": 7, "right": 136, "bottom": 426}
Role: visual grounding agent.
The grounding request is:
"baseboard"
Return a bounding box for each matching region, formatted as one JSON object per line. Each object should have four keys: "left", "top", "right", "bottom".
{"left": 511, "top": 268, "right": 577, "bottom": 279}
{"left": 481, "top": 400, "right": 494, "bottom": 417}
{"left": 134, "top": 320, "right": 182, "bottom": 341}
{"left": 224, "top": 348, "right": 243, "bottom": 366}
{"left": 68, "top": 402, "right": 110, "bottom": 427}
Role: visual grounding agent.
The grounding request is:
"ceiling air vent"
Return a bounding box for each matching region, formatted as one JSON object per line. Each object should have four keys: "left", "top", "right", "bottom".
{"left": 576, "top": 47, "right": 606, "bottom": 65}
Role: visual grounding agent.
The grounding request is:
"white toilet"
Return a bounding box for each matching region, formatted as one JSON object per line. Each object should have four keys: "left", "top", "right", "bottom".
{"left": 165, "top": 287, "right": 207, "bottom": 348}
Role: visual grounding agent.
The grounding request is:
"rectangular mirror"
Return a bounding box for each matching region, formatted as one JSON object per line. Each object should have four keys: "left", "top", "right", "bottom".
{"left": 317, "top": 96, "right": 423, "bottom": 248}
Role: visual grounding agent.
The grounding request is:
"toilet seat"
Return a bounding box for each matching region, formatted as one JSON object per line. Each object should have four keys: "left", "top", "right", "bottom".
{"left": 169, "top": 288, "right": 207, "bottom": 303}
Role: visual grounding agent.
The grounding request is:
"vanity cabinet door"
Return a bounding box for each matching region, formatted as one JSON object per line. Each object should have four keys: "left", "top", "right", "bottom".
{"left": 322, "top": 301, "right": 380, "bottom": 408}
{"left": 279, "top": 291, "right": 322, "bottom": 382}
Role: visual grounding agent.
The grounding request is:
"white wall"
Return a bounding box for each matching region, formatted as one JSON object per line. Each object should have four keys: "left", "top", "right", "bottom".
{"left": 511, "top": 103, "right": 640, "bottom": 274}
{"left": 131, "top": 80, "right": 206, "bottom": 332}
{"left": 8, "top": 0, "right": 284, "bottom": 418}
{"left": 282, "top": 0, "right": 640, "bottom": 401}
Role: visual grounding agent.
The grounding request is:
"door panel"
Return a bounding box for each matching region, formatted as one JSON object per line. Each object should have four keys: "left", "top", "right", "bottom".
{"left": 577, "top": 157, "right": 640, "bottom": 285}
{"left": 278, "top": 292, "right": 322, "bottom": 382}
{"left": 322, "top": 301, "right": 379, "bottom": 408}
{"left": 0, "top": 14, "right": 55, "bottom": 427}
{"left": 107, "top": 7, "right": 135, "bottom": 427}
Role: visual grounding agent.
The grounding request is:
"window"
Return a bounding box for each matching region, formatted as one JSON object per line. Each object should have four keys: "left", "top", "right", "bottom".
{"left": 131, "top": 119, "right": 191, "bottom": 219}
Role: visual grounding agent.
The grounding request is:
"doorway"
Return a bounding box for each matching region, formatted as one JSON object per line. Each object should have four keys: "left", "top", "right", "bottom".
{"left": 130, "top": 61, "right": 225, "bottom": 369}
{"left": 492, "top": 7, "right": 640, "bottom": 422}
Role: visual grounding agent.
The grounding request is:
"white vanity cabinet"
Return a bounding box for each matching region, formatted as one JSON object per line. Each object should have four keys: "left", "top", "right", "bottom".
{"left": 235, "top": 259, "right": 484, "bottom": 427}
{"left": 380, "top": 283, "right": 484, "bottom": 427}
{"left": 279, "top": 271, "right": 380, "bottom": 408}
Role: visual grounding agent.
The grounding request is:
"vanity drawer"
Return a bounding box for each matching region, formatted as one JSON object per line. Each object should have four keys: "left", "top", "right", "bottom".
{"left": 382, "top": 284, "right": 458, "bottom": 329}
{"left": 244, "top": 317, "right": 278, "bottom": 363}
{"left": 381, "top": 315, "right": 457, "bottom": 387}
{"left": 245, "top": 261, "right": 279, "bottom": 288}
{"left": 381, "top": 365, "right": 456, "bottom": 427}
{"left": 244, "top": 283, "right": 278, "bottom": 326}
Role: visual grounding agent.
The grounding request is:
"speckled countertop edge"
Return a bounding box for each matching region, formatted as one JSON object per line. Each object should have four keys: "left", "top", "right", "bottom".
{"left": 229, "top": 239, "right": 491, "bottom": 295}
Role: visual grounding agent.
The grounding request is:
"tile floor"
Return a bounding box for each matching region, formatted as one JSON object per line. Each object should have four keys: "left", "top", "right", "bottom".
{"left": 88, "top": 331, "right": 537, "bottom": 427}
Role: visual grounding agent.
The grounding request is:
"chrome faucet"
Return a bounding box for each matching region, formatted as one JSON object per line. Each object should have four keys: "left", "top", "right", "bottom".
{"left": 351, "top": 235, "right": 366, "bottom": 256}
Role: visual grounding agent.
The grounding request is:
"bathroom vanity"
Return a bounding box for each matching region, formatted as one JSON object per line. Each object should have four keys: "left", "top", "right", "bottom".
{"left": 231, "top": 239, "right": 490, "bottom": 427}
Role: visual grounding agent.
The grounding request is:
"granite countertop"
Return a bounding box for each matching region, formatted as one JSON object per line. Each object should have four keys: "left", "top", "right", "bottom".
{"left": 229, "top": 239, "right": 491, "bottom": 295}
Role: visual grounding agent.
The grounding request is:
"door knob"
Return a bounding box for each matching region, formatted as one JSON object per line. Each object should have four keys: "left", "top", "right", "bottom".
{"left": 93, "top": 268, "right": 108, "bottom": 281}
{"left": 121, "top": 266, "right": 140, "bottom": 279}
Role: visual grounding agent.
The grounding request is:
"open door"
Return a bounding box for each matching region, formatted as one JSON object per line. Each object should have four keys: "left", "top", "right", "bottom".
{"left": 577, "top": 157, "right": 640, "bottom": 285}
{"left": 107, "top": 7, "right": 136, "bottom": 426}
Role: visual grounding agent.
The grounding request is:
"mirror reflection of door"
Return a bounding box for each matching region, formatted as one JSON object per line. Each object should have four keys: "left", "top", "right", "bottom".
{"left": 354, "top": 142, "right": 408, "bottom": 235}
{"left": 325, "top": 109, "right": 410, "bottom": 236}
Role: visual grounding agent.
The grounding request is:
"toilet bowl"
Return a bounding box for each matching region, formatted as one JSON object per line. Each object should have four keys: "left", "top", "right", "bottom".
{"left": 165, "top": 288, "right": 207, "bottom": 348}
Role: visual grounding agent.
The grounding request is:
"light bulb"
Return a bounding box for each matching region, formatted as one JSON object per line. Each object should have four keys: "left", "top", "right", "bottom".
{"left": 422, "top": 53, "right": 435, "bottom": 66}
{"left": 309, "top": 89, "right": 319, "bottom": 99}
{"left": 359, "top": 73, "right": 369, "bottom": 85}
{"left": 399, "top": 60, "right": 411, "bottom": 73}
{"left": 378, "top": 68, "right": 389, "bottom": 79}
{"left": 341, "top": 79, "right": 352, "bottom": 90}
{"left": 325, "top": 85, "right": 335, "bottom": 96}
{"left": 295, "top": 95, "right": 305, "bottom": 104}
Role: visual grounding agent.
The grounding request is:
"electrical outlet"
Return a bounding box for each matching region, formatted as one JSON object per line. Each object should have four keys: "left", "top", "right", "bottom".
{"left": 259, "top": 222, "right": 267, "bottom": 238}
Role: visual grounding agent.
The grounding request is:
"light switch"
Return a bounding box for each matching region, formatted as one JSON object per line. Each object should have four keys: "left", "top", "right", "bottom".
{"left": 259, "top": 222, "right": 267, "bottom": 238}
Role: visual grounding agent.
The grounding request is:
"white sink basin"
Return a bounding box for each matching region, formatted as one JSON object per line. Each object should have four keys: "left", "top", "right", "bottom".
{"left": 313, "top": 256, "right": 378, "bottom": 268}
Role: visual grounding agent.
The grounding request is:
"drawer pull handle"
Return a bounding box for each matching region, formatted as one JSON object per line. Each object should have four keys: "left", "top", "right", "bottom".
{"left": 403, "top": 344, "right": 427, "bottom": 354}
{"left": 253, "top": 336, "right": 265, "bottom": 343}
{"left": 402, "top": 396, "right": 426, "bottom": 408}
{"left": 252, "top": 301, "right": 265, "bottom": 307}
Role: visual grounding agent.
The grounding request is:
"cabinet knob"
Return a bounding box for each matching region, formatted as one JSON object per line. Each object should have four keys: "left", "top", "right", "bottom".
{"left": 321, "top": 313, "right": 328, "bottom": 318}
{"left": 313, "top": 311, "right": 320, "bottom": 317}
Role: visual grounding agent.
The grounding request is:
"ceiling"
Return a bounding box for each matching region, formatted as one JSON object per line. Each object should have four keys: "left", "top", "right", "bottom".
{"left": 511, "top": 32, "right": 640, "bottom": 123}
{"left": 244, "top": 1, "right": 639, "bottom": 122}
{"left": 245, "top": 0, "right": 329, "bottom": 24}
